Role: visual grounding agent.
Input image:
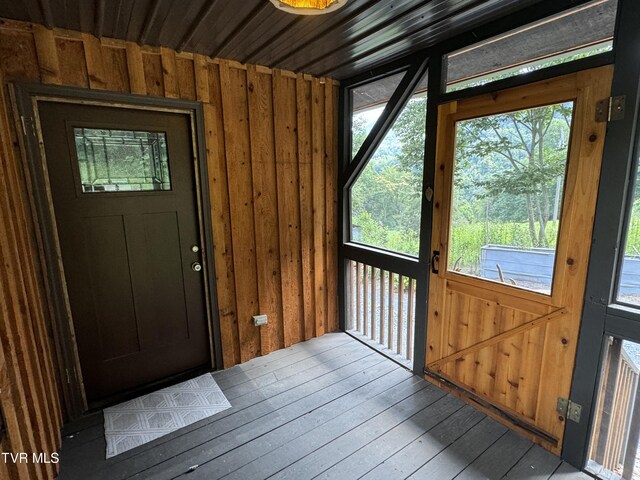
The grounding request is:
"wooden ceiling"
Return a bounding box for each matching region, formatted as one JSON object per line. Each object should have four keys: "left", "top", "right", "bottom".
{"left": 0, "top": 0, "right": 546, "bottom": 79}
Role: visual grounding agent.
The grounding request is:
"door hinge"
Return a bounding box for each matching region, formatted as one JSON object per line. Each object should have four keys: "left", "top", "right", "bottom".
{"left": 65, "top": 368, "right": 72, "bottom": 385}
{"left": 20, "top": 115, "right": 27, "bottom": 136}
{"left": 557, "top": 397, "right": 582, "bottom": 423}
{"left": 596, "top": 95, "right": 625, "bottom": 122}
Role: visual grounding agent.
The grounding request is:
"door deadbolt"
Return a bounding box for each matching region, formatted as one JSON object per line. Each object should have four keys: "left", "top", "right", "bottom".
{"left": 191, "top": 262, "right": 202, "bottom": 272}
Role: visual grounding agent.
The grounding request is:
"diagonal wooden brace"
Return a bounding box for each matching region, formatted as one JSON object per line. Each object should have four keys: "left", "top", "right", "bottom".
{"left": 427, "top": 307, "right": 568, "bottom": 371}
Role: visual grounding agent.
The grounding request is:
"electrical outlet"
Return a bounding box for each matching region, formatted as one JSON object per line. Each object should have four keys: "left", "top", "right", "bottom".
{"left": 253, "top": 314, "right": 268, "bottom": 326}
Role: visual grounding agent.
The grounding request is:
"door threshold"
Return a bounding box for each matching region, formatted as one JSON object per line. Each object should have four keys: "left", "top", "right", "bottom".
{"left": 86, "top": 364, "right": 211, "bottom": 412}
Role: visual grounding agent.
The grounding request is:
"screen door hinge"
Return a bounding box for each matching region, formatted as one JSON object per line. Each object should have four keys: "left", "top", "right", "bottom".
{"left": 596, "top": 95, "right": 625, "bottom": 122}
{"left": 557, "top": 397, "right": 582, "bottom": 423}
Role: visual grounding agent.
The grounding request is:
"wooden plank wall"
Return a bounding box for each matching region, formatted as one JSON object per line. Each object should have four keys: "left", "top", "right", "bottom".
{"left": 0, "top": 18, "right": 339, "bottom": 480}
{"left": 0, "top": 66, "right": 62, "bottom": 480}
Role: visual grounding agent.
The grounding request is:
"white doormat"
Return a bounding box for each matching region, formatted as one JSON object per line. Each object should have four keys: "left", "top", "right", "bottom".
{"left": 103, "top": 373, "right": 231, "bottom": 458}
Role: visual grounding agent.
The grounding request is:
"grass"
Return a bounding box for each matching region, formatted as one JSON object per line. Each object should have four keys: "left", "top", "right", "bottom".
{"left": 356, "top": 215, "right": 640, "bottom": 268}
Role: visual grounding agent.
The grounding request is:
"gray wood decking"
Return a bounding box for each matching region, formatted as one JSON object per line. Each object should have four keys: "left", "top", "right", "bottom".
{"left": 57, "top": 333, "right": 592, "bottom": 480}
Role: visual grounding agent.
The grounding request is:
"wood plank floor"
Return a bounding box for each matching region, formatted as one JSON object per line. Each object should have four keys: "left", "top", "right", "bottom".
{"left": 57, "top": 333, "right": 591, "bottom": 480}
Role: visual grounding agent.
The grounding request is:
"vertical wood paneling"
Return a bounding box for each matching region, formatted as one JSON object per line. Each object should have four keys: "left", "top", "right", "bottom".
{"left": 194, "top": 54, "right": 210, "bottom": 103}
{"left": 125, "top": 42, "right": 146, "bottom": 95}
{"left": 296, "top": 74, "right": 315, "bottom": 341}
{"left": 219, "top": 61, "right": 261, "bottom": 362}
{"left": 82, "top": 33, "right": 107, "bottom": 89}
{"left": 102, "top": 47, "right": 129, "bottom": 93}
{"left": 142, "top": 52, "right": 164, "bottom": 96}
{"left": 0, "top": 309, "right": 39, "bottom": 480}
{"left": 55, "top": 38, "right": 88, "bottom": 87}
{"left": 247, "top": 65, "right": 284, "bottom": 355}
{"left": 311, "top": 78, "right": 326, "bottom": 337}
{"left": 206, "top": 63, "right": 240, "bottom": 368}
{"left": 0, "top": 22, "right": 339, "bottom": 480}
{"left": 160, "top": 47, "right": 179, "bottom": 98}
{"left": 33, "top": 25, "right": 61, "bottom": 84}
{"left": 176, "top": 56, "right": 196, "bottom": 100}
{"left": 325, "top": 81, "right": 339, "bottom": 332}
{"left": 1, "top": 86, "right": 61, "bottom": 453}
{"left": 274, "top": 70, "right": 304, "bottom": 347}
{"left": 0, "top": 70, "right": 59, "bottom": 480}
{"left": 0, "top": 29, "right": 40, "bottom": 82}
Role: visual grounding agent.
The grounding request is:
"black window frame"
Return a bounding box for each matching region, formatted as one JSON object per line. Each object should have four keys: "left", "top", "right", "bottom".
{"left": 339, "top": 52, "right": 431, "bottom": 374}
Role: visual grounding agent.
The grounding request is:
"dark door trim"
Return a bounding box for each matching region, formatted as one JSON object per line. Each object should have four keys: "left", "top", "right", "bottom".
{"left": 10, "top": 83, "right": 222, "bottom": 420}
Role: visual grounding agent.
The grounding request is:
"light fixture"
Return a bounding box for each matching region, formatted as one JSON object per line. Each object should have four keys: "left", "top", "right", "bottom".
{"left": 269, "top": 0, "right": 348, "bottom": 15}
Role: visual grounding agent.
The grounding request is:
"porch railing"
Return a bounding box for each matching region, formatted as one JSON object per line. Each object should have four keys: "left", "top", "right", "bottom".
{"left": 346, "top": 260, "right": 417, "bottom": 367}
{"left": 589, "top": 337, "right": 640, "bottom": 480}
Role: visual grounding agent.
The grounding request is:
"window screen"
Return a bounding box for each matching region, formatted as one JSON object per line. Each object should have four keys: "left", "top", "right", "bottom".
{"left": 350, "top": 76, "right": 427, "bottom": 257}
{"left": 350, "top": 71, "right": 406, "bottom": 161}
{"left": 448, "top": 101, "right": 574, "bottom": 294}
{"left": 444, "top": 0, "right": 617, "bottom": 93}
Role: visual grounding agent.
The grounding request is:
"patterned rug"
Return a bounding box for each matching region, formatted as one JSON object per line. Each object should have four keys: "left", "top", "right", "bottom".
{"left": 103, "top": 373, "right": 231, "bottom": 458}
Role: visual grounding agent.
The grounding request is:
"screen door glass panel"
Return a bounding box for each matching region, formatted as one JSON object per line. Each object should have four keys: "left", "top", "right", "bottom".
{"left": 74, "top": 128, "right": 171, "bottom": 193}
{"left": 448, "top": 101, "right": 574, "bottom": 294}
{"left": 588, "top": 337, "right": 640, "bottom": 480}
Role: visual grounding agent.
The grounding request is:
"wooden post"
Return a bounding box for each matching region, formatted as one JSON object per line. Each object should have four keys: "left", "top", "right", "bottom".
{"left": 397, "top": 275, "right": 404, "bottom": 356}
{"left": 380, "top": 270, "right": 386, "bottom": 346}
{"left": 363, "top": 264, "right": 369, "bottom": 337}
{"left": 408, "top": 278, "right": 415, "bottom": 361}
{"left": 371, "top": 267, "right": 377, "bottom": 343}
{"left": 348, "top": 261, "right": 356, "bottom": 331}
{"left": 356, "top": 262, "right": 362, "bottom": 332}
{"left": 623, "top": 375, "right": 640, "bottom": 480}
{"left": 388, "top": 272, "right": 394, "bottom": 350}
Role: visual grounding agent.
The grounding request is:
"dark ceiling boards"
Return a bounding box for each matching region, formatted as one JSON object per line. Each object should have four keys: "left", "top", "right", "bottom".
{"left": 0, "top": 0, "right": 546, "bottom": 79}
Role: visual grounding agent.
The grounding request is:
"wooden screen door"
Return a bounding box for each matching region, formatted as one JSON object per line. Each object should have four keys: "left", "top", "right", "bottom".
{"left": 425, "top": 66, "right": 613, "bottom": 453}
{"left": 39, "top": 102, "right": 211, "bottom": 404}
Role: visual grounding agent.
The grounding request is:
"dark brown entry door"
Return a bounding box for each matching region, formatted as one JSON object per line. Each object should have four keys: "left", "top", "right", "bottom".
{"left": 39, "top": 102, "right": 210, "bottom": 403}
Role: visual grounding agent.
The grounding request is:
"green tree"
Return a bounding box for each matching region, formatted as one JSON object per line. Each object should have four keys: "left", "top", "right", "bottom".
{"left": 456, "top": 103, "right": 572, "bottom": 247}
{"left": 349, "top": 96, "right": 427, "bottom": 256}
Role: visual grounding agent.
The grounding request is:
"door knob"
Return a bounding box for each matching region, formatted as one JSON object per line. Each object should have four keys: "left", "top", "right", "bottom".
{"left": 191, "top": 262, "right": 202, "bottom": 272}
